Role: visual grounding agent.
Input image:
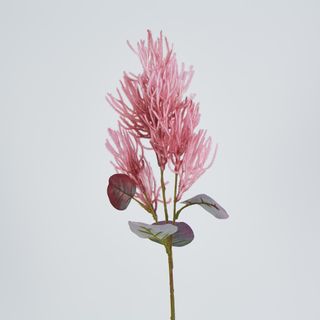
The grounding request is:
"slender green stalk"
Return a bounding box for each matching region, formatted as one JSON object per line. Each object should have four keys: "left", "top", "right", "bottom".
{"left": 175, "top": 202, "right": 199, "bottom": 220}
{"left": 166, "top": 173, "right": 178, "bottom": 319}
{"left": 132, "top": 196, "right": 146, "bottom": 208}
{"left": 172, "top": 174, "right": 178, "bottom": 223}
{"left": 162, "top": 173, "right": 178, "bottom": 319}
{"left": 142, "top": 193, "right": 158, "bottom": 223}
{"left": 166, "top": 242, "right": 175, "bottom": 320}
{"left": 175, "top": 197, "right": 217, "bottom": 220}
{"left": 132, "top": 196, "right": 157, "bottom": 222}
{"left": 160, "top": 169, "right": 169, "bottom": 222}
{"left": 174, "top": 203, "right": 190, "bottom": 220}
{"left": 150, "top": 208, "right": 158, "bottom": 222}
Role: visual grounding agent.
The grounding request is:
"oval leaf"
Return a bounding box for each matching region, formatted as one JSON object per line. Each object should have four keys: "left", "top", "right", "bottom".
{"left": 182, "top": 194, "right": 229, "bottom": 219}
{"left": 151, "top": 221, "right": 194, "bottom": 247}
{"left": 107, "top": 174, "right": 136, "bottom": 210}
{"left": 128, "top": 221, "right": 178, "bottom": 243}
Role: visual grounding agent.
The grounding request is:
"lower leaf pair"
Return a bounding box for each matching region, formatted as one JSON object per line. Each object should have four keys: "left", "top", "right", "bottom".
{"left": 129, "top": 221, "right": 194, "bottom": 247}
{"left": 107, "top": 173, "right": 229, "bottom": 248}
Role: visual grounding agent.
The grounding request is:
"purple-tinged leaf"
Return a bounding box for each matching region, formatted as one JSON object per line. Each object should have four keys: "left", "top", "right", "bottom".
{"left": 151, "top": 221, "right": 194, "bottom": 247}
{"left": 182, "top": 194, "right": 229, "bottom": 219}
{"left": 107, "top": 174, "right": 136, "bottom": 210}
{"left": 128, "top": 221, "right": 178, "bottom": 242}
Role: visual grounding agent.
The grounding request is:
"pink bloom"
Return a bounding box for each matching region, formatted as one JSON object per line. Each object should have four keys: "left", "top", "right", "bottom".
{"left": 105, "top": 124, "right": 159, "bottom": 211}
{"left": 107, "top": 30, "right": 217, "bottom": 201}
{"left": 106, "top": 30, "right": 194, "bottom": 169}
{"left": 176, "top": 130, "right": 217, "bottom": 201}
{"left": 168, "top": 98, "right": 200, "bottom": 172}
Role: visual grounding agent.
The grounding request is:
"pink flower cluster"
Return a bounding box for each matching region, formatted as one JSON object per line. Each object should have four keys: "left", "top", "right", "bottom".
{"left": 106, "top": 30, "right": 216, "bottom": 204}
{"left": 106, "top": 124, "right": 160, "bottom": 211}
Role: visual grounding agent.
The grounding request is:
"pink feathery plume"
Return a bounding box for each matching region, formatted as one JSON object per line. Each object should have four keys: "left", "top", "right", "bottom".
{"left": 176, "top": 130, "right": 217, "bottom": 201}
{"left": 105, "top": 124, "right": 159, "bottom": 211}
{"left": 106, "top": 30, "right": 194, "bottom": 169}
{"left": 168, "top": 98, "right": 201, "bottom": 172}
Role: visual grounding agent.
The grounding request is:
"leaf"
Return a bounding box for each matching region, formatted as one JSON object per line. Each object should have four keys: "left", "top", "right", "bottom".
{"left": 107, "top": 174, "right": 136, "bottom": 210}
{"left": 182, "top": 194, "right": 229, "bottom": 219}
{"left": 128, "top": 221, "right": 178, "bottom": 243}
{"left": 151, "top": 221, "right": 194, "bottom": 247}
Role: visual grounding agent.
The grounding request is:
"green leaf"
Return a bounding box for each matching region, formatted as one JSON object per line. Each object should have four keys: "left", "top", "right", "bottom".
{"left": 128, "top": 221, "right": 178, "bottom": 243}
{"left": 150, "top": 221, "right": 194, "bottom": 247}
{"left": 181, "top": 194, "right": 229, "bottom": 219}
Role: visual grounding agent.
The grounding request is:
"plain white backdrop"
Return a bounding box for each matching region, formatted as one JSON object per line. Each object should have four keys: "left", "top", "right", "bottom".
{"left": 1, "top": 0, "right": 320, "bottom": 319}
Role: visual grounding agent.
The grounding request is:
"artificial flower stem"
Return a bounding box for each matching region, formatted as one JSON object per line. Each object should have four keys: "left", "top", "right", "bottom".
{"left": 166, "top": 241, "right": 175, "bottom": 320}
{"left": 175, "top": 202, "right": 200, "bottom": 220}
{"left": 175, "top": 198, "right": 218, "bottom": 219}
{"left": 160, "top": 169, "right": 169, "bottom": 222}
{"left": 166, "top": 174, "right": 178, "bottom": 319}
{"left": 142, "top": 193, "right": 158, "bottom": 222}
{"left": 132, "top": 197, "right": 147, "bottom": 208}
{"left": 173, "top": 174, "right": 178, "bottom": 223}
{"left": 132, "top": 197, "right": 157, "bottom": 222}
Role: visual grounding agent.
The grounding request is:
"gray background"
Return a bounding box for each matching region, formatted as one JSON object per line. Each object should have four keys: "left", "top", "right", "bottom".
{"left": 1, "top": 0, "right": 320, "bottom": 319}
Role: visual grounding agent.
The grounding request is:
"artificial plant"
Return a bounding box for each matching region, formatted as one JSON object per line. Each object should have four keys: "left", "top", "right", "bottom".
{"left": 105, "top": 30, "right": 229, "bottom": 320}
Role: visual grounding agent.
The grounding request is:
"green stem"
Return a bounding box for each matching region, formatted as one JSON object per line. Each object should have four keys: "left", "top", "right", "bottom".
{"left": 172, "top": 174, "right": 178, "bottom": 223}
{"left": 160, "top": 169, "right": 169, "bottom": 222}
{"left": 175, "top": 198, "right": 218, "bottom": 220}
{"left": 166, "top": 242, "right": 175, "bottom": 320}
{"left": 175, "top": 202, "right": 199, "bottom": 220}
{"left": 166, "top": 174, "right": 178, "bottom": 319}
{"left": 132, "top": 196, "right": 157, "bottom": 222}
{"left": 132, "top": 196, "right": 146, "bottom": 208}
{"left": 142, "top": 193, "right": 158, "bottom": 223}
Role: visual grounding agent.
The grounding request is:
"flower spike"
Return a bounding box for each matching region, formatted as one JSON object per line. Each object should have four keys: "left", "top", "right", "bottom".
{"left": 106, "top": 123, "right": 159, "bottom": 213}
